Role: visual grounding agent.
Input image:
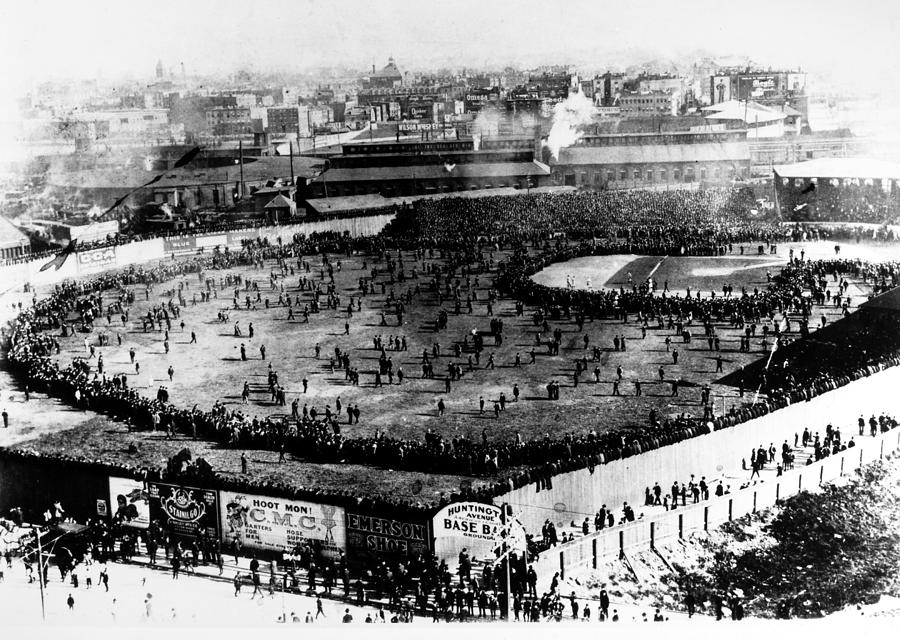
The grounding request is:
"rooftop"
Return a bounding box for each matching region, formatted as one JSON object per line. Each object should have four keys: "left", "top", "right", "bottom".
{"left": 311, "top": 161, "right": 550, "bottom": 183}
{"left": 0, "top": 217, "right": 29, "bottom": 249}
{"left": 47, "top": 156, "right": 324, "bottom": 190}
{"left": 773, "top": 157, "right": 900, "bottom": 180}
{"left": 702, "top": 100, "right": 786, "bottom": 124}
{"left": 557, "top": 141, "right": 750, "bottom": 165}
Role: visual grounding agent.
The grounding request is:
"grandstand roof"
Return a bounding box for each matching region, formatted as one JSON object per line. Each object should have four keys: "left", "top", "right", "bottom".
{"left": 557, "top": 141, "right": 749, "bottom": 165}
{"left": 305, "top": 185, "right": 577, "bottom": 216}
{"left": 860, "top": 286, "right": 900, "bottom": 313}
{"left": 0, "top": 217, "right": 30, "bottom": 250}
{"left": 773, "top": 158, "right": 900, "bottom": 180}
{"left": 310, "top": 161, "right": 550, "bottom": 183}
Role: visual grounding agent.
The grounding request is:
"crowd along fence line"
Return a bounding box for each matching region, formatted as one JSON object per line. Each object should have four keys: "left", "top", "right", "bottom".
{"left": 0, "top": 214, "right": 396, "bottom": 292}
{"left": 529, "top": 426, "right": 900, "bottom": 589}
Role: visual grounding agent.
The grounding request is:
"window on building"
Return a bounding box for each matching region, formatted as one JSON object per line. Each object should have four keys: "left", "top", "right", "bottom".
{"left": 619, "top": 169, "right": 627, "bottom": 181}
{"left": 647, "top": 169, "right": 654, "bottom": 181}
{"left": 633, "top": 169, "right": 641, "bottom": 180}
{"left": 700, "top": 168, "right": 707, "bottom": 180}
{"left": 607, "top": 170, "right": 615, "bottom": 182}
{"left": 660, "top": 169, "right": 667, "bottom": 181}
{"left": 673, "top": 168, "right": 681, "bottom": 180}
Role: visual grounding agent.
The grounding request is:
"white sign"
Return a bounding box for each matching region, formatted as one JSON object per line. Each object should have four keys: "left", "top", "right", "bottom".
{"left": 108, "top": 477, "right": 150, "bottom": 528}
{"left": 433, "top": 502, "right": 503, "bottom": 542}
{"left": 219, "top": 491, "right": 346, "bottom": 557}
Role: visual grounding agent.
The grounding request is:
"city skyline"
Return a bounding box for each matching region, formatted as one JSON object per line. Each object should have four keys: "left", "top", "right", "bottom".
{"left": 4, "top": 0, "right": 898, "bottom": 91}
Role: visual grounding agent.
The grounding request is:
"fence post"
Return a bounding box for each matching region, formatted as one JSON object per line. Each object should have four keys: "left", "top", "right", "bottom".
{"left": 727, "top": 498, "right": 733, "bottom": 521}
{"left": 618, "top": 530, "right": 624, "bottom": 560}
{"left": 752, "top": 491, "right": 757, "bottom": 513}
{"left": 703, "top": 506, "right": 709, "bottom": 532}
{"left": 678, "top": 513, "right": 684, "bottom": 539}
{"left": 592, "top": 538, "right": 597, "bottom": 570}
{"left": 650, "top": 522, "right": 655, "bottom": 550}
{"left": 840, "top": 457, "right": 844, "bottom": 477}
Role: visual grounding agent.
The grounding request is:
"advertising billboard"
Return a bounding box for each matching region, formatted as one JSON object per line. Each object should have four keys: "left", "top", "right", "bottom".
{"left": 148, "top": 482, "right": 219, "bottom": 540}
{"left": 219, "top": 492, "right": 345, "bottom": 558}
{"left": 711, "top": 76, "right": 732, "bottom": 104}
{"left": 345, "top": 511, "right": 430, "bottom": 562}
{"left": 162, "top": 236, "right": 196, "bottom": 255}
{"left": 108, "top": 476, "right": 150, "bottom": 529}
{"left": 76, "top": 246, "right": 117, "bottom": 275}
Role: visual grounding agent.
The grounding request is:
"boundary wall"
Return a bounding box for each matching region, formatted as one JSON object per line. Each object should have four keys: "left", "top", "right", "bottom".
{"left": 497, "top": 365, "right": 900, "bottom": 536}
{"left": 0, "top": 214, "right": 395, "bottom": 293}
{"left": 527, "top": 423, "right": 900, "bottom": 587}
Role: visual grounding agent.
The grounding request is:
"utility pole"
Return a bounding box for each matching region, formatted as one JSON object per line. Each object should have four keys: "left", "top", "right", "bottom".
{"left": 289, "top": 141, "right": 295, "bottom": 186}
{"left": 33, "top": 525, "right": 46, "bottom": 621}
{"left": 501, "top": 502, "right": 512, "bottom": 620}
{"left": 238, "top": 140, "right": 245, "bottom": 200}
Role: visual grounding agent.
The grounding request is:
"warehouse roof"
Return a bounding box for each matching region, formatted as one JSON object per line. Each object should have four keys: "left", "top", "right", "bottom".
{"left": 557, "top": 141, "right": 749, "bottom": 165}
{"left": 773, "top": 157, "right": 900, "bottom": 180}
{"left": 0, "top": 216, "right": 30, "bottom": 249}
{"left": 310, "top": 161, "right": 550, "bottom": 183}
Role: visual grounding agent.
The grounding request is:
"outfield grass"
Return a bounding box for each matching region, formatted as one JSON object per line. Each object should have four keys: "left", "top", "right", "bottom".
{"left": 5, "top": 239, "right": 884, "bottom": 497}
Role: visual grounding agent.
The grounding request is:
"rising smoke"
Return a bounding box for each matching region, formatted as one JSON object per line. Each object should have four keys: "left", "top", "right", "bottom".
{"left": 471, "top": 106, "right": 502, "bottom": 150}
{"left": 546, "top": 89, "right": 597, "bottom": 160}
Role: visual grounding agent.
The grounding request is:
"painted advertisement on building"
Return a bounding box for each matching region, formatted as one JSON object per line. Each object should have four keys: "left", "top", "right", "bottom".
{"left": 345, "top": 511, "right": 430, "bottom": 562}
{"left": 108, "top": 476, "right": 150, "bottom": 529}
{"left": 148, "top": 482, "right": 219, "bottom": 540}
{"left": 219, "top": 492, "right": 345, "bottom": 558}
{"left": 76, "top": 246, "right": 117, "bottom": 275}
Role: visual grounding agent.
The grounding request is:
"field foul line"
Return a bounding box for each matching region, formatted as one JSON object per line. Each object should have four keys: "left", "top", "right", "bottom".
{"left": 646, "top": 256, "right": 667, "bottom": 279}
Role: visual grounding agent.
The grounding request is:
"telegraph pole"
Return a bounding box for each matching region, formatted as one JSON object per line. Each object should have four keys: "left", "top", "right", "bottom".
{"left": 238, "top": 140, "right": 245, "bottom": 200}
{"left": 33, "top": 526, "right": 46, "bottom": 621}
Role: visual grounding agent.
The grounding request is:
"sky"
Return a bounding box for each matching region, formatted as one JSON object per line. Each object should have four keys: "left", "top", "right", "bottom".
{"left": 2, "top": 0, "right": 900, "bottom": 91}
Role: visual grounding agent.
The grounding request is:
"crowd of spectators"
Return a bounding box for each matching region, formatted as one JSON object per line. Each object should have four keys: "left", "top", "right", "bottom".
{"left": 6, "top": 189, "right": 900, "bottom": 517}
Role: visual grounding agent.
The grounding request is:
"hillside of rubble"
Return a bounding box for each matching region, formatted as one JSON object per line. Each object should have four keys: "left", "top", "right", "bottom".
{"left": 562, "top": 456, "right": 900, "bottom": 619}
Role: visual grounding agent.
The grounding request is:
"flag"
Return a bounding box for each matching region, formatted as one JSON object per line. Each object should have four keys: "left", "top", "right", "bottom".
{"left": 39, "top": 240, "right": 78, "bottom": 272}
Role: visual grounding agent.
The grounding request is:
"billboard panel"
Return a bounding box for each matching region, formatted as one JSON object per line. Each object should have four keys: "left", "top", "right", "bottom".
{"left": 163, "top": 236, "right": 197, "bottom": 254}
{"left": 148, "top": 482, "right": 219, "bottom": 540}
{"left": 108, "top": 476, "right": 150, "bottom": 529}
{"left": 712, "top": 76, "right": 732, "bottom": 104}
{"left": 196, "top": 234, "right": 227, "bottom": 249}
{"left": 219, "top": 491, "right": 345, "bottom": 557}
{"left": 345, "top": 511, "right": 430, "bottom": 562}
{"left": 76, "top": 246, "right": 117, "bottom": 275}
